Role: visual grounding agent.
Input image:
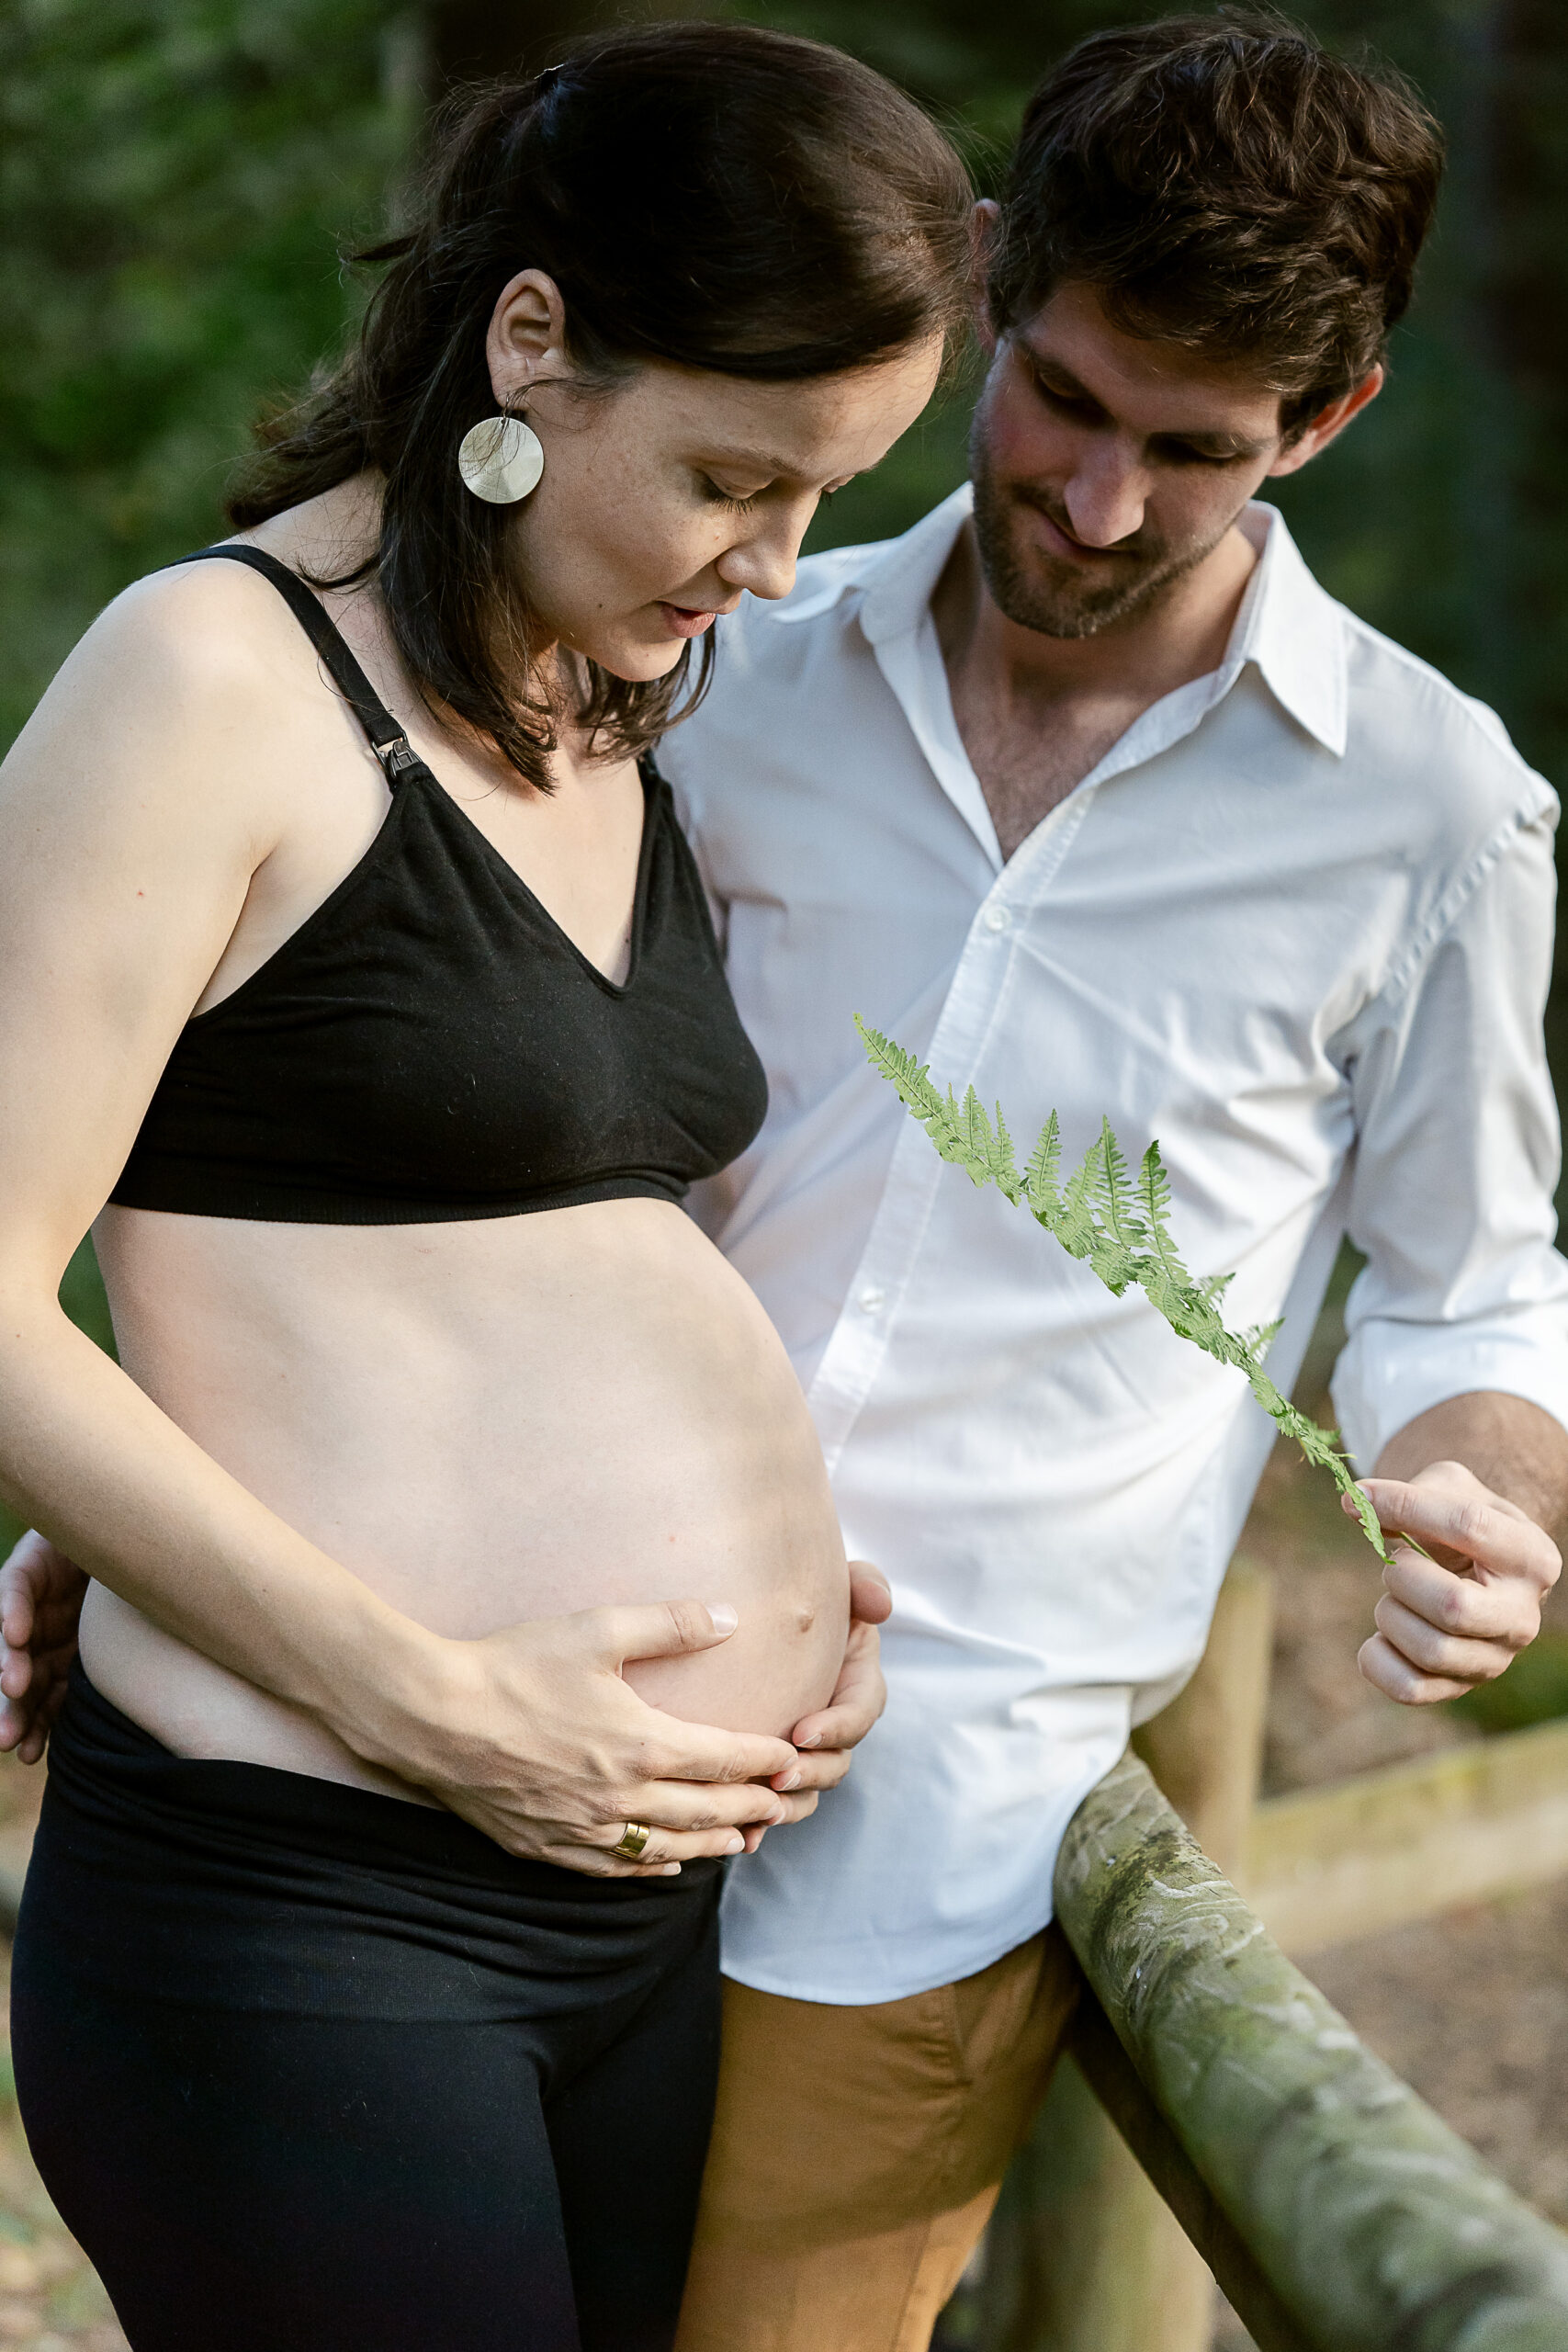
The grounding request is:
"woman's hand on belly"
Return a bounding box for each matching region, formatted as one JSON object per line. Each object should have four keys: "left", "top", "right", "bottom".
{"left": 379, "top": 1594, "right": 805, "bottom": 1875}
{"left": 6, "top": 1531, "right": 889, "bottom": 1875}
{"left": 737, "top": 1561, "right": 893, "bottom": 1850}
{"left": 5, "top": 1531, "right": 889, "bottom": 1862}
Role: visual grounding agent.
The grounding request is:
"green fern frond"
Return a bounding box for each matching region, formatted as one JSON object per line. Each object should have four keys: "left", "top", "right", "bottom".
{"left": 931, "top": 1088, "right": 986, "bottom": 1173}
{"left": 991, "top": 1102, "right": 1023, "bottom": 1204}
{"left": 855, "top": 1022, "right": 931, "bottom": 1110}
{"left": 1090, "top": 1120, "right": 1147, "bottom": 1250}
{"left": 857, "top": 1018, "right": 1411, "bottom": 1570}
{"left": 1055, "top": 1151, "right": 1100, "bottom": 1261}
{"left": 1137, "top": 1146, "right": 1186, "bottom": 1275}
{"left": 950, "top": 1086, "right": 1027, "bottom": 1200}
{"left": 948, "top": 1090, "right": 983, "bottom": 1185}
{"left": 1026, "top": 1113, "right": 1063, "bottom": 1218}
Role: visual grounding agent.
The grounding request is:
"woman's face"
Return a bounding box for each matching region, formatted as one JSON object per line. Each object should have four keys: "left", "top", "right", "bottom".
{"left": 484, "top": 272, "right": 944, "bottom": 682}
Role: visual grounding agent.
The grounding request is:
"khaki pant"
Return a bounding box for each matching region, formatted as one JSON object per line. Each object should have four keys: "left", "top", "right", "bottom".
{"left": 675, "top": 1928, "right": 1078, "bottom": 2352}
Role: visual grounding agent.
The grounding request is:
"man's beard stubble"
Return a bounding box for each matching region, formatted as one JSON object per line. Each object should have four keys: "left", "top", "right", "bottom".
{"left": 968, "top": 425, "right": 1228, "bottom": 642}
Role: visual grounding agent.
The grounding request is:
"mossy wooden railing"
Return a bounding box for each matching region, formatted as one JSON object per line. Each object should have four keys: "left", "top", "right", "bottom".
{"left": 1050, "top": 1750, "right": 1568, "bottom": 2352}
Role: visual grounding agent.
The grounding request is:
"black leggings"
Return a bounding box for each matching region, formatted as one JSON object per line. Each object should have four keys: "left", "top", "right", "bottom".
{"left": 13, "top": 1668, "right": 723, "bottom": 2352}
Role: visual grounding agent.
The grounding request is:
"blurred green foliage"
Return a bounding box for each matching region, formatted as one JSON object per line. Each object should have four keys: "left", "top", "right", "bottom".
{"left": 57, "top": 1238, "right": 117, "bottom": 1362}
{"left": 0, "top": 0, "right": 422, "bottom": 749}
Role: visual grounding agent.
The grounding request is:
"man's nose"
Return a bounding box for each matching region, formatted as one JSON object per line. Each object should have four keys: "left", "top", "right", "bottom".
{"left": 1062, "top": 441, "right": 1150, "bottom": 548}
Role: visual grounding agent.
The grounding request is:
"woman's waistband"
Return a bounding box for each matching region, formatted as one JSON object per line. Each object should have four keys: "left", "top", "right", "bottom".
{"left": 51, "top": 1658, "right": 682, "bottom": 1892}
{"left": 20, "top": 1661, "right": 720, "bottom": 2020}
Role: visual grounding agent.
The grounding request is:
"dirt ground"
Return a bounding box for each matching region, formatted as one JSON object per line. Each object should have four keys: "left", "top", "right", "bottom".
{"left": 2, "top": 1365, "right": 1565, "bottom": 2349}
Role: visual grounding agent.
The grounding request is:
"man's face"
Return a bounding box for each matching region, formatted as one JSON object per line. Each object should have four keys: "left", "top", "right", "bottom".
{"left": 969, "top": 282, "right": 1294, "bottom": 639}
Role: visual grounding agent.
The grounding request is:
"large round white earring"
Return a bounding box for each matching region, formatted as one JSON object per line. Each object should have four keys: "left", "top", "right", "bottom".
{"left": 457, "top": 413, "right": 545, "bottom": 504}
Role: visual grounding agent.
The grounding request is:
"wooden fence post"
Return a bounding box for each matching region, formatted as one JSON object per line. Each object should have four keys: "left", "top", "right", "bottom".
{"left": 1053, "top": 1748, "right": 1568, "bottom": 2348}
{"left": 978, "top": 1557, "right": 1274, "bottom": 2352}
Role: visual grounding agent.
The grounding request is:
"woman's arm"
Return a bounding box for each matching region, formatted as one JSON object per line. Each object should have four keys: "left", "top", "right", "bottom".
{"left": 0, "top": 570, "right": 797, "bottom": 1872}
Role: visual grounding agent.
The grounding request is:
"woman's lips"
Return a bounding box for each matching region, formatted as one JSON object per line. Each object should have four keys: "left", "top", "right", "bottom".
{"left": 659, "top": 603, "right": 720, "bottom": 639}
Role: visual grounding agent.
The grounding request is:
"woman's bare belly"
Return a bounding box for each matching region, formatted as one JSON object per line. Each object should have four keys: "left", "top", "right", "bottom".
{"left": 82, "top": 1198, "right": 848, "bottom": 1801}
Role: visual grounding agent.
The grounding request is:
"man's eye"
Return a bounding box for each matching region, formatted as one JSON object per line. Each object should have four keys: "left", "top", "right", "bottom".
{"left": 1029, "top": 373, "right": 1097, "bottom": 419}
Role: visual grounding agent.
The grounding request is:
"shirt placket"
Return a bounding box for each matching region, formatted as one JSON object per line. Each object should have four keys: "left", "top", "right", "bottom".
{"left": 804, "top": 621, "right": 1099, "bottom": 1473}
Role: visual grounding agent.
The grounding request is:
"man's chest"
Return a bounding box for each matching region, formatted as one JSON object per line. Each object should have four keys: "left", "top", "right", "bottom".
{"left": 701, "top": 718, "right": 1397, "bottom": 1142}
{"left": 949, "top": 672, "right": 1157, "bottom": 862}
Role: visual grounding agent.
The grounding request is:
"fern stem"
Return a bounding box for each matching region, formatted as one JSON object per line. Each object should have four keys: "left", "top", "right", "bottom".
{"left": 855, "top": 1016, "right": 1411, "bottom": 1570}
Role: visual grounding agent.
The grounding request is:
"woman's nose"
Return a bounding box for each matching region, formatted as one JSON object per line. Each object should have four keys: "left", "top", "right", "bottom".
{"left": 718, "top": 526, "right": 800, "bottom": 605}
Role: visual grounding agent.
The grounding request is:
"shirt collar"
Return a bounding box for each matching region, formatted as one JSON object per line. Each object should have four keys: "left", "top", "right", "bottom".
{"left": 770, "top": 485, "right": 972, "bottom": 636}
{"left": 1224, "top": 503, "right": 1348, "bottom": 756}
{"left": 858, "top": 486, "right": 975, "bottom": 646}
{"left": 773, "top": 487, "right": 1348, "bottom": 761}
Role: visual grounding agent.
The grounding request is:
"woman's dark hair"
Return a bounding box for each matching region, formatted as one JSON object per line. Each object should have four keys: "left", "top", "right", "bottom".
{"left": 987, "top": 11, "right": 1444, "bottom": 436}
{"left": 230, "top": 22, "right": 973, "bottom": 787}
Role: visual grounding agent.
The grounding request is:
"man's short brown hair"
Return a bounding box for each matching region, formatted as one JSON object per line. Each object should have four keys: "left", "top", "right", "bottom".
{"left": 987, "top": 10, "right": 1445, "bottom": 433}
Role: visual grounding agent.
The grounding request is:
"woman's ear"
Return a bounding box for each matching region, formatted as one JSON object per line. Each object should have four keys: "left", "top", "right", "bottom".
{"left": 485, "top": 269, "right": 571, "bottom": 407}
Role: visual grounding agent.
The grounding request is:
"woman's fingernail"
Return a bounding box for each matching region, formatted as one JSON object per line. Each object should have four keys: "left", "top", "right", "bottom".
{"left": 798, "top": 1732, "right": 822, "bottom": 1749}
{"left": 707, "top": 1602, "right": 739, "bottom": 1637}
{"left": 779, "top": 1770, "right": 802, "bottom": 1791}
{"left": 724, "top": 1832, "right": 744, "bottom": 1854}
{"left": 662, "top": 1862, "right": 682, "bottom": 1876}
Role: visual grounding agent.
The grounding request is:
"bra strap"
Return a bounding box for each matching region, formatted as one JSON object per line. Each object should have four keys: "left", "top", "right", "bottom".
{"left": 172, "top": 545, "right": 420, "bottom": 784}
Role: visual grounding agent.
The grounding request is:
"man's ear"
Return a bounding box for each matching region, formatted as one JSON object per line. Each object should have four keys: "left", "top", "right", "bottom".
{"left": 1267, "top": 366, "right": 1384, "bottom": 479}
{"left": 971, "top": 198, "right": 1000, "bottom": 351}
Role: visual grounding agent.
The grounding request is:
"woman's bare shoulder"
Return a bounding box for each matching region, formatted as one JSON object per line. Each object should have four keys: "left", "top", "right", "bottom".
{"left": 3, "top": 549, "right": 324, "bottom": 836}
{"left": 63, "top": 550, "right": 305, "bottom": 705}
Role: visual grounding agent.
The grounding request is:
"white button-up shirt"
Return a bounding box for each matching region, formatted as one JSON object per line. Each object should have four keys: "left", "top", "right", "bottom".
{"left": 661, "top": 489, "right": 1568, "bottom": 2006}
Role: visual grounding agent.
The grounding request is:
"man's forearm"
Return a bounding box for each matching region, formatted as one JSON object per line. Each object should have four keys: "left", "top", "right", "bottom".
{"left": 1372, "top": 1390, "right": 1568, "bottom": 1540}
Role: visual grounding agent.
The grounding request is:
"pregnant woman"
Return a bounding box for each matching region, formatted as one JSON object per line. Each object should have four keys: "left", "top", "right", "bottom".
{"left": 0, "top": 28, "right": 968, "bottom": 2350}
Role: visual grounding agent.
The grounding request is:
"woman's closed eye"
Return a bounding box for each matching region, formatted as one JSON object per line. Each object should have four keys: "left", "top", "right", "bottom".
{"left": 700, "top": 477, "right": 766, "bottom": 516}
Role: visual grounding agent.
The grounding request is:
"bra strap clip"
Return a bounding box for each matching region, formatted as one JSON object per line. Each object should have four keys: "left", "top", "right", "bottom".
{"left": 373, "top": 732, "right": 419, "bottom": 779}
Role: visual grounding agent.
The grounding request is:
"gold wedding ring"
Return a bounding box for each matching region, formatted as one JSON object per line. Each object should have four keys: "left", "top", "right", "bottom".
{"left": 613, "top": 1820, "right": 652, "bottom": 1859}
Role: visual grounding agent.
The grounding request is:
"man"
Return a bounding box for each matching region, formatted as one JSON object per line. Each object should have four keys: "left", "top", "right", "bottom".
{"left": 655, "top": 15, "right": 1568, "bottom": 2349}
{"left": 6, "top": 15, "right": 1568, "bottom": 2352}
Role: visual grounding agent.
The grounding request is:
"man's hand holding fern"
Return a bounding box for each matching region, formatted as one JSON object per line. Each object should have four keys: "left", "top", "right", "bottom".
{"left": 1350, "top": 1397, "right": 1568, "bottom": 1704}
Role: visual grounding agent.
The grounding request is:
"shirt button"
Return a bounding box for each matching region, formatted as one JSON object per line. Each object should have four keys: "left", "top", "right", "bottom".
{"left": 983, "top": 904, "right": 1011, "bottom": 933}
{"left": 858, "top": 1285, "right": 886, "bottom": 1315}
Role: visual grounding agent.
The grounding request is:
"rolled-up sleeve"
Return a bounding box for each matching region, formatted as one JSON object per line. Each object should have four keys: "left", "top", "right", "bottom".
{"left": 1332, "top": 800, "right": 1568, "bottom": 1466}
